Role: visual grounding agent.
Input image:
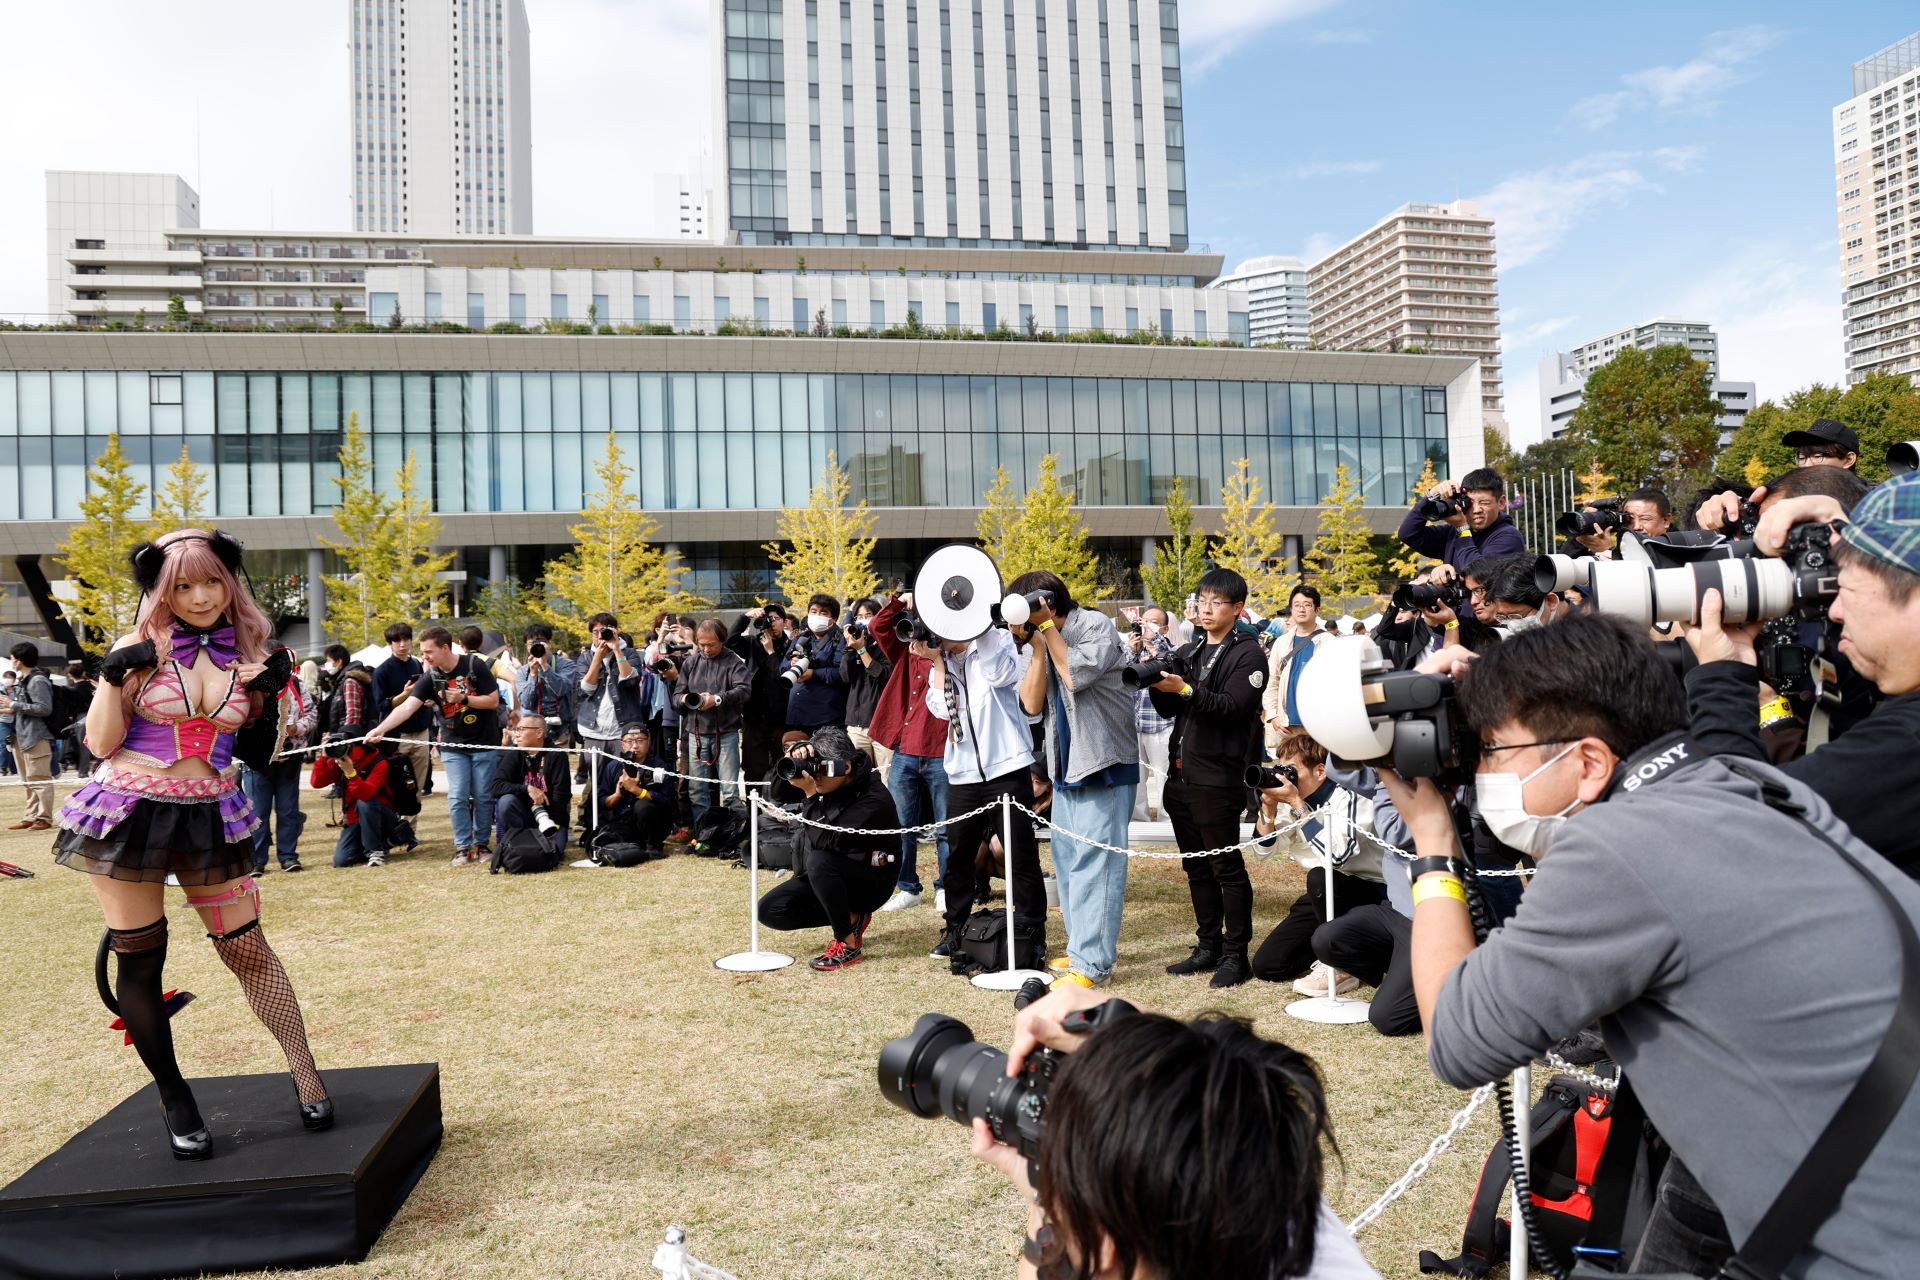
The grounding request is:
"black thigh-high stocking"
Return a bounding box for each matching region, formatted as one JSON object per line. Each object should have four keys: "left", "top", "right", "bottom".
{"left": 208, "top": 920, "right": 327, "bottom": 1104}
{"left": 109, "top": 918, "right": 204, "bottom": 1135}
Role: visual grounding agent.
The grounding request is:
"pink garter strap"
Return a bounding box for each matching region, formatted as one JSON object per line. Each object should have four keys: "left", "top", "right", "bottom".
{"left": 184, "top": 875, "right": 260, "bottom": 936}
{"left": 93, "top": 762, "right": 238, "bottom": 800}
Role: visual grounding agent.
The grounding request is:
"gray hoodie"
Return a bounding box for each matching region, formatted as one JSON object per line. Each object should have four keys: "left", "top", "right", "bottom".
{"left": 1427, "top": 741, "right": 1920, "bottom": 1279}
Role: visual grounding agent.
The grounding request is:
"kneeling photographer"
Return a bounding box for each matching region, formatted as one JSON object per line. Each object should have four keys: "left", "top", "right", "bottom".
{"left": 755, "top": 726, "right": 900, "bottom": 972}
{"left": 1377, "top": 615, "right": 1920, "bottom": 1278}
{"left": 1685, "top": 471, "right": 1920, "bottom": 877}
{"left": 491, "top": 714, "right": 573, "bottom": 863}
{"left": 589, "top": 721, "right": 677, "bottom": 856}
{"left": 883, "top": 984, "right": 1380, "bottom": 1279}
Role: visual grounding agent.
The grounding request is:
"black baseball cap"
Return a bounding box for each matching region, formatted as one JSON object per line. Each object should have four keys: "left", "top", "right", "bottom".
{"left": 1780, "top": 417, "right": 1859, "bottom": 454}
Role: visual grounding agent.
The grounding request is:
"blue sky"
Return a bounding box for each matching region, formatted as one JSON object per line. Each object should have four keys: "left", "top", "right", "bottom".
{"left": 1, "top": 1, "right": 1909, "bottom": 447}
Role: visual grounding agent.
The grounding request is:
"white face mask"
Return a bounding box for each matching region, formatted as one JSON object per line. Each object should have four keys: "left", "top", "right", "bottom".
{"left": 1142, "top": 619, "right": 1162, "bottom": 636}
{"left": 1476, "top": 743, "right": 1580, "bottom": 854}
{"left": 806, "top": 614, "right": 832, "bottom": 634}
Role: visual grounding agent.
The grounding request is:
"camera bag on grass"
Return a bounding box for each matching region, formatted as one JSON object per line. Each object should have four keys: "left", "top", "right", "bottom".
{"left": 588, "top": 827, "right": 661, "bottom": 868}
{"left": 689, "top": 806, "right": 747, "bottom": 858}
{"left": 491, "top": 827, "right": 565, "bottom": 875}
{"left": 956, "top": 907, "right": 1045, "bottom": 973}
{"left": 738, "top": 803, "right": 803, "bottom": 871}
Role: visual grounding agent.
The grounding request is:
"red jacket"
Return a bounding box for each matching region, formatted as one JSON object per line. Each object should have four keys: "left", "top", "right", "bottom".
{"left": 869, "top": 595, "right": 948, "bottom": 758}
{"left": 309, "top": 746, "right": 391, "bottom": 826}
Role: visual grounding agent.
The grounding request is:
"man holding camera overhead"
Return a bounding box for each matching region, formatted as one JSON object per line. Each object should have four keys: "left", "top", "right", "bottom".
{"left": 657, "top": 620, "right": 752, "bottom": 823}
{"left": 1396, "top": 467, "right": 1526, "bottom": 607}
{"left": 572, "top": 613, "right": 650, "bottom": 786}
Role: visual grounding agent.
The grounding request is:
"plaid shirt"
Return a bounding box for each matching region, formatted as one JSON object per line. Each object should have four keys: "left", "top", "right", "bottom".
{"left": 1134, "top": 633, "right": 1175, "bottom": 734}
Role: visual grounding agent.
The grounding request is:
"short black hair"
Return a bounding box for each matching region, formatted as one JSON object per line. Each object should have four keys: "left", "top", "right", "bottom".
{"left": 1476, "top": 553, "right": 1546, "bottom": 609}
{"left": 1767, "top": 465, "right": 1873, "bottom": 515}
{"left": 763, "top": 603, "right": 789, "bottom": 619}
{"left": 524, "top": 622, "right": 554, "bottom": 643}
{"left": 1007, "top": 570, "right": 1079, "bottom": 616}
{"left": 1456, "top": 613, "right": 1685, "bottom": 759}
{"left": 458, "top": 625, "right": 484, "bottom": 653}
{"left": 1625, "top": 487, "right": 1672, "bottom": 519}
{"left": 1195, "top": 567, "right": 1248, "bottom": 605}
{"left": 1290, "top": 584, "right": 1321, "bottom": 607}
{"left": 850, "top": 597, "right": 879, "bottom": 619}
{"left": 806, "top": 593, "right": 842, "bottom": 620}
{"left": 1460, "top": 467, "right": 1506, "bottom": 499}
{"left": 384, "top": 621, "right": 413, "bottom": 643}
{"left": 324, "top": 643, "right": 350, "bottom": 664}
{"left": 587, "top": 612, "right": 619, "bottom": 632}
{"left": 9, "top": 642, "right": 38, "bottom": 668}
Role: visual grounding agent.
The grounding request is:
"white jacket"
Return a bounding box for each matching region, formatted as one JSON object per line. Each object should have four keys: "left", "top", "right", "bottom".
{"left": 1263, "top": 782, "right": 1383, "bottom": 883}
{"left": 925, "top": 627, "right": 1036, "bottom": 786}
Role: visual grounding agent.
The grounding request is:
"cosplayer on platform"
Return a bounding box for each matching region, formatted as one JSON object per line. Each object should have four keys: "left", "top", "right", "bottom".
{"left": 51, "top": 528, "right": 330, "bottom": 1160}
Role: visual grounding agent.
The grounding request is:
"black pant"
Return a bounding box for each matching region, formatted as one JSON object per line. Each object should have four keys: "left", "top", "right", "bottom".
{"left": 742, "top": 721, "right": 781, "bottom": 787}
{"left": 1163, "top": 776, "right": 1253, "bottom": 956}
{"left": 758, "top": 847, "right": 898, "bottom": 943}
{"left": 1312, "top": 903, "right": 1421, "bottom": 1036}
{"left": 1251, "top": 866, "right": 1387, "bottom": 982}
{"left": 1632, "top": 1158, "right": 1732, "bottom": 1276}
{"left": 591, "top": 797, "right": 672, "bottom": 850}
{"left": 943, "top": 768, "right": 1047, "bottom": 933}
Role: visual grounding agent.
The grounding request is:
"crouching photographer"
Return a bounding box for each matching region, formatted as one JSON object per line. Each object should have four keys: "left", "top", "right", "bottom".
{"left": 1378, "top": 614, "right": 1920, "bottom": 1277}
{"left": 490, "top": 714, "right": 572, "bottom": 870}
{"left": 588, "top": 722, "right": 677, "bottom": 858}
{"left": 879, "top": 985, "right": 1380, "bottom": 1280}
{"left": 755, "top": 726, "right": 900, "bottom": 972}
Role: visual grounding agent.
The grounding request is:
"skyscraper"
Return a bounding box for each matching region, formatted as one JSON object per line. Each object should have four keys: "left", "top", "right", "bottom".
{"left": 1308, "top": 199, "right": 1504, "bottom": 432}
{"left": 351, "top": 0, "right": 532, "bottom": 236}
{"left": 1835, "top": 32, "right": 1920, "bottom": 385}
{"left": 1209, "top": 256, "right": 1310, "bottom": 348}
{"left": 712, "top": 0, "right": 1189, "bottom": 251}
{"left": 1535, "top": 318, "right": 1753, "bottom": 445}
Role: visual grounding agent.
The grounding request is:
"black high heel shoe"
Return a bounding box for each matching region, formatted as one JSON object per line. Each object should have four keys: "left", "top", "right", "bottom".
{"left": 300, "top": 1097, "right": 334, "bottom": 1132}
{"left": 161, "top": 1106, "right": 212, "bottom": 1160}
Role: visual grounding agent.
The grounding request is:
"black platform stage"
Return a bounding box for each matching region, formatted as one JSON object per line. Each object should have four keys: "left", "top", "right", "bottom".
{"left": 0, "top": 1062, "right": 441, "bottom": 1280}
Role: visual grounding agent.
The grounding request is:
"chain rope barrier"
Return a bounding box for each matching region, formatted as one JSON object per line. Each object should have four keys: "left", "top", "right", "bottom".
{"left": 1344, "top": 1082, "right": 1495, "bottom": 1234}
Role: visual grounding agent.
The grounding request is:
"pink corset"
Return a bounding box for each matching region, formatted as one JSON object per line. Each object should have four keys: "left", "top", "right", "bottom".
{"left": 112, "top": 663, "right": 249, "bottom": 770}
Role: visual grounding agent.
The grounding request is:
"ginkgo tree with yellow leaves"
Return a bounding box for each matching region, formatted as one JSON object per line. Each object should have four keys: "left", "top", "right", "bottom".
{"left": 1207, "top": 458, "right": 1291, "bottom": 615}
{"left": 1300, "top": 463, "right": 1385, "bottom": 616}
{"left": 765, "top": 451, "right": 879, "bottom": 605}
{"left": 977, "top": 454, "right": 1102, "bottom": 603}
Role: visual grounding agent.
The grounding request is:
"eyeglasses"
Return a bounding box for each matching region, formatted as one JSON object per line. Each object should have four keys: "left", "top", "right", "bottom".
{"left": 1796, "top": 447, "right": 1846, "bottom": 462}
{"left": 1478, "top": 737, "right": 1575, "bottom": 757}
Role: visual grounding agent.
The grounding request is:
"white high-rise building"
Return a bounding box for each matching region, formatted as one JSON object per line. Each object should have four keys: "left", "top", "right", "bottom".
{"left": 1209, "top": 256, "right": 1310, "bottom": 348}
{"left": 1835, "top": 32, "right": 1920, "bottom": 385}
{"left": 1535, "top": 318, "right": 1753, "bottom": 445}
{"left": 653, "top": 173, "right": 712, "bottom": 240}
{"left": 45, "top": 171, "right": 201, "bottom": 324}
{"left": 712, "top": 0, "right": 1189, "bottom": 251}
{"left": 351, "top": 0, "right": 532, "bottom": 236}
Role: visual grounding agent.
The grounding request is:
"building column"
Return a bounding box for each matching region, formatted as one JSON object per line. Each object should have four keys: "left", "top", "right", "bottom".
{"left": 488, "top": 545, "right": 508, "bottom": 585}
{"left": 1140, "top": 536, "right": 1157, "bottom": 567}
{"left": 307, "top": 549, "right": 328, "bottom": 650}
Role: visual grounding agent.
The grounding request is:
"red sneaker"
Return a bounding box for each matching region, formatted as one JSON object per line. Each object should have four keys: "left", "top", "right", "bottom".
{"left": 809, "top": 939, "right": 864, "bottom": 972}
{"left": 850, "top": 912, "right": 873, "bottom": 950}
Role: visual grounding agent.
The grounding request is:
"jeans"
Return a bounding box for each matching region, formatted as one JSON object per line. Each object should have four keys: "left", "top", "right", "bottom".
{"left": 441, "top": 747, "right": 499, "bottom": 852}
{"left": 687, "top": 729, "right": 742, "bottom": 824}
{"left": 1631, "top": 1158, "right": 1732, "bottom": 1277}
{"left": 333, "top": 800, "right": 398, "bottom": 866}
{"left": 0, "top": 721, "right": 13, "bottom": 773}
{"left": 887, "top": 751, "right": 950, "bottom": 895}
{"left": 495, "top": 792, "right": 568, "bottom": 854}
{"left": 243, "top": 762, "right": 307, "bottom": 869}
{"left": 1050, "top": 782, "right": 1136, "bottom": 982}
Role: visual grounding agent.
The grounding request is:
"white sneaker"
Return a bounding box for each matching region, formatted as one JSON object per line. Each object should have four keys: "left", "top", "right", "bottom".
{"left": 934, "top": 888, "right": 947, "bottom": 913}
{"left": 880, "top": 889, "right": 923, "bottom": 911}
{"left": 1293, "top": 962, "right": 1358, "bottom": 996}
{"left": 367, "top": 850, "right": 386, "bottom": 868}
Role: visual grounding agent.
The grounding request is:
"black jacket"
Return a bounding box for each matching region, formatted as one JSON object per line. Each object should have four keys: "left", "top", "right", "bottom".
{"left": 728, "top": 618, "right": 792, "bottom": 728}
{"left": 1147, "top": 629, "right": 1265, "bottom": 788}
{"left": 840, "top": 638, "right": 893, "bottom": 729}
{"left": 491, "top": 748, "right": 573, "bottom": 832}
{"left": 1687, "top": 658, "right": 1920, "bottom": 879}
{"left": 594, "top": 749, "right": 678, "bottom": 825}
{"left": 797, "top": 755, "right": 901, "bottom": 864}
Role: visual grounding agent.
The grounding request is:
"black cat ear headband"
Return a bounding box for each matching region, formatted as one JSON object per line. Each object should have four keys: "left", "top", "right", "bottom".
{"left": 129, "top": 530, "right": 247, "bottom": 596}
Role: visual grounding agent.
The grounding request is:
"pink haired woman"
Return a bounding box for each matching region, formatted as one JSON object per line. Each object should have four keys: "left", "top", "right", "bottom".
{"left": 53, "top": 529, "right": 331, "bottom": 1159}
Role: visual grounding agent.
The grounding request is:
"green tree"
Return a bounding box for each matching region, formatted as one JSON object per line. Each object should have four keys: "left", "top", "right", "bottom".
{"left": 1141, "top": 475, "right": 1209, "bottom": 609}
{"left": 166, "top": 294, "right": 188, "bottom": 328}
{"left": 1502, "top": 434, "right": 1581, "bottom": 494}
{"left": 1482, "top": 425, "right": 1514, "bottom": 476}
{"left": 538, "top": 433, "right": 703, "bottom": 639}
{"left": 1207, "top": 458, "right": 1292, "bottom": 615}
{"left": 975, "top": 455, "right": 1101, "bottom": 603}
{"left": 1565, "top": 343, "right": 1719, "bottom": 492}
{"left": 1715, "top": 372, "right": 1920, "bottom": 486}
{"left": 473, "top": 575, "right": 539, "bottom": 647}
{"left": 56, "top": 434, "right": 148, "bottom": 648}
{"left": 765, "top": 451, "right": 879, "bottom": 605}
{"left": 388, "top": 451, "right": 455, "bottom": 623}
{"left": 147, "top": 442, "right": 210, "bottom": 536}
{"left": 319, "top": 413, "right": 400, "bottom": 650}
{"left": 1301, "top": 463, "right": 1384, "bottom": 616}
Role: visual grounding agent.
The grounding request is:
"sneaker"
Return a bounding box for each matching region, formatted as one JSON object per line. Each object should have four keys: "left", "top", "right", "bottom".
{"left": 1292, "top": 962, "right": 1358, "bottom": 996}
{"left": 366, "top": 850, "right": 386, "bottom": 868}
{"left": 929, "top": 931, "right": 955, "bottom": 960}
{"left": 1051, "top": 971, "right": 1098, "bottom": 990}
{"left": 1165, "top": 946, "right": 1222, "bottom": 977}
{"left": 850, "top": 912, "right": 873, "bottom": 950}
{"left": 879, "top": 889, "right": 922, "bottom": 912}
{"left": 282, "top": 861, "right": 303, "bottom": 874}
{"left": 1047, "top": 955, "right": 1073, "bottom": 972}
{"left": 450, "top": 848, "right": 480, "bottom": 867}
{"left": 1209, "top": 954, "right": 1253, "bottom": 989}
{"left": 809, "top": 940, "right": 864, "bottom": 972}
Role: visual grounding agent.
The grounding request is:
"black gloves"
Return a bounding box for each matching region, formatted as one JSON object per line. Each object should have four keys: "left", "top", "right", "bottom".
{"left": 246, "top": 648, "right": 294, "bottom": 695}
{"left": 100, "top": 640, "right": 159, "bottom": 687}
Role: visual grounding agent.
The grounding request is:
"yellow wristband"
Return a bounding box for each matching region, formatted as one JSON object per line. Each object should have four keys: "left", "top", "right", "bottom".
{"left": 1412, "top": 876, "right": 1468, "bottom": 907}
{"left": 1759, "top": 696, "right": 1793, "bottom": 726}
{"left": 1179, "top": 682, "right": 1194, "bottom": 698}
{"left": 1035, "top": 619, "right": 1054, "bottom": 632}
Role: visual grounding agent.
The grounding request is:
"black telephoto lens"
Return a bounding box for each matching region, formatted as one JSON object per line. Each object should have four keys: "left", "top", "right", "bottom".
{"left": 674, "top": 690, "right": 702, "bottom": 713}
{"left": 529, "top": 641, "right": 547, "bottom": 659}
{"left": 877, "top": 1013, "right": 981, "bottom": 1119}
{"left": 1120, "top": 660, "right": 1171, "bottom": 689}
{"left": 1244, "top": 762, "right": 1299, "bottom": 790}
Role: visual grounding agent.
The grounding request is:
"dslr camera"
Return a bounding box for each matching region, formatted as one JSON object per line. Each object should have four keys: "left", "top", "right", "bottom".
{"left": 528, "top": 640, "right": 547, "bottom": 660}
{"left": 845, "top": 619, "right": 870, "bottom": 642}
{"left": 1535, "top": 519, "right": 1838, "bottom": 629}
{"left": 1120, "top": 659, "right": 1175, "bottom": 690}
{"left": 1419, "top": 492, "right": 1463, "bottom": 521}
{"left": 878, "top": 998, "right": 1137, "bottom": 1181}
{"left": 775, "top": 753, "right": 852, "bottom": 781}
{"left": 1390, "top": 580, "right": 1465, "bottom": 614}
{"left": 531, "top": 803, "right": 561, "bottom": 837}
{"left": 893, "top": 612, "right": 938, "bottom": 645}
{"left": 1556, "top": 497, "right": 1626, "bottom": 539}
{"left": 750, "top": 612, "right": 778, "bottom": 634}
{"left": 649, "top": 642, "right": 692, "bottom": 676}
{"left": 781, "top": 636, "right": 815, "bottom": 685}
{"left": 1245, "top": 761, "right": 1299, "bottom": 790}
{"left": 1295, "top": 637, "right": 1464, "bottom": 780}
{"left": 622, "top": 757, "right": 666, "bottom": 785}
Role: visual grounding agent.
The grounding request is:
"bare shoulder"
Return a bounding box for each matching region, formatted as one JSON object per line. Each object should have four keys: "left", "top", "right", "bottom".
{"left": 112, "top": 632, "right": 143, "bottom": 651}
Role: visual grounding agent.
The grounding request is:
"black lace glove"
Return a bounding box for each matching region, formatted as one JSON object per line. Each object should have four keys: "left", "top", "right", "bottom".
{"left": 100, "top": 640, "right": 159, "bottom": 687}
{"left": 246, "top": 647, "right": 294, "bottom": 695}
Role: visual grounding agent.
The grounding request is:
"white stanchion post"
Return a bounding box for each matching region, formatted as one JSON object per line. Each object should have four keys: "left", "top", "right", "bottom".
{"left": 973, "top": 791, "right": 1052, "bottom": 991}
{"left": 589, "top": 744, "right": 600, "bottom": 840}
{"left": 714, "top": 792, "right": 794, "bottom": 972}
{"left": 1287, "top": 839, "right": 1371, "bottom": 1024}
{"left": 1511, "top": 1063, "right": 1532, "bottom": 1278}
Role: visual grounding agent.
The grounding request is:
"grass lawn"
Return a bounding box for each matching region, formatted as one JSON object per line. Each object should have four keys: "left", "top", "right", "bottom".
{"left": 0, "top": 775, "right": 1515, "bottom": 1279}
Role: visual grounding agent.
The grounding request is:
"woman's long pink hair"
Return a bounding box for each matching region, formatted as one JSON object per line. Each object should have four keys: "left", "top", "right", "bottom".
{"left": 115, "top": 529, "right": 275, "bottom": 724}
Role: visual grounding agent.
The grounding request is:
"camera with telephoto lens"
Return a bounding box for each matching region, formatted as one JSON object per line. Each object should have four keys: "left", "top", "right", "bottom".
{"left": 1556, "top": 497, "right": 1627, "bottom": 539}
{"left": 530, "top": 804, "right": 560, "bottom": 837}
{"left": 878, "top": 998, "right": 1138, "bottom": 1183}
{"left": 781, "top": 636, "right": 815, "bottom": 685}
{"left": 1756, "top": 617, "right": 1815, "bottom": 694}
{"left": 893, "top": 612, "right": 938, "bottom": 645}
{"left": 1295, "top": 638, "right": 1465, "bottom": 781}
{"left": 649, "top": 643, "right": 692, "bottom": 675}
{"left": 1390, "top": 580, "right": 1466, "bottom": 613}
{"left": 1540, "top": 520, "right": 1840, "bottom": 629}
{"left": 1419, "top": 492, "right": 1463, "bottom": 521}
{"left": 1245, "top": 761, "right": 1299, "bottom": 790}
{"left": 1121, "top": 659, "right": 1175, "bottom": 689}
{"left": 622, "top": 756, "right": 666, "bottom": 785}
{"left": 673, "top": 689, "right": 704, "bottom": 713}
{"left": 750, "top": 612, "right": 777, "bottom": 634}
{"left": 775, "top": 753, "right": 852, "bottom": 781}
{"left": 529, "top": 640, "right": 547, "bottom": 660}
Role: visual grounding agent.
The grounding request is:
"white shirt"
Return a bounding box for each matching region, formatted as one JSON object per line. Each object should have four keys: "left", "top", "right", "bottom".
{"left": 924, "top": 627, "right": 1034, "bottom": 785}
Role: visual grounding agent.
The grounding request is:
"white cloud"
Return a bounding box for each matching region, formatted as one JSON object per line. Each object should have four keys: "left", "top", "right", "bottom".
{"left": 1300, "top": 231, "right": 1340, "bottom": 265}
{"left": 1180, "top": 0, "right": 1346, "bottom": 73}
{"left": 1309, "top": 30, "right": 1370, "bottom": 45}
{"left": 1285, "top": 159, "right": 1383, "bottom": 179}
{"left": 1475, "top": 152, "right": 1667, "bottom": 270}
{"left": 1672, "top": 240, "right": 1845, "bottom": 405}
{"left": 1572, "top": 26, "right": 1781, "bottom": 130}
{"left": 1505, "top": 314, "right": 1578, "bottom": 350}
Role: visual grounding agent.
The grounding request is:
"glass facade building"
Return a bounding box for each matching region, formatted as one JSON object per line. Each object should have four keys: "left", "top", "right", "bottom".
{"left": 0, "top": 369, "right": 1449, "bottom": 524}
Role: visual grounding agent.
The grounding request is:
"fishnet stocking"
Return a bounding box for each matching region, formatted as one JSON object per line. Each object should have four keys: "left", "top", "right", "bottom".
{"left": 208, "top": 922, "right": 327, "bottom": 1104}
{"left": 109, "top": 918, "right": 204, "bottom": 1135}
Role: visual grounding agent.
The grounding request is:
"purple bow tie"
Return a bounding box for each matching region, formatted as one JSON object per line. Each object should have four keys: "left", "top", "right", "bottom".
{"left": 171, "top": 625, "right": 239, "bottom": 669}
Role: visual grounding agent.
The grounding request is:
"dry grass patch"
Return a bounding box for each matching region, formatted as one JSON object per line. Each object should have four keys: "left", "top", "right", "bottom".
{"left": 0, "top": 783, "right": 1513, "bottom": 1279}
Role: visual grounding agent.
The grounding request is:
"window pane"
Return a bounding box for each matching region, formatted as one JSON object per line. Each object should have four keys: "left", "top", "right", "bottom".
{"left": 496, "top": 372, "right": 522, "bottom": 432}
{"left": 1172, "top": 380, "right": 1196, "bottom": 435}
{"left": 1379, "top": 384, "right": 1403, "bottom": 437}
{"left": 466, "top": 433, "right": 493, "bottom": 510}
{"left": 639, "top": 434, "right": 668, "bottom": 508}
{"left": 696, "top": 374, "right": 725, "bottom": 432}
{"left": 432, "top": 374, "right": 460, "bottom": 435}
{"left": 50, "top": 373, "right": 82, "bottom": 435}
{"left": 496, "top": 434, "right": 524, "bottom": 511}
{"left": 1312, "top": 384, "right": 1335, "bottom": 435}
{"left": 552, "top": 373, "right": 581, "bottom": 433}
{"left": 781, "top": 374, "right": 809, "bottom": 433}
{"left": 312, "top": 375, "right": 340, "bottom": 432}
{"left": 216, "top": 436, "right": 249, "bottom": 515}
{"left": 117, "top": 372, "right": 150, "bottom": 435}
{"left": 581, "top": 372, "right": 610, "bottom": 435}
{"left": 669, "top": 374, "right": 697, "bottom": 433}
{"left": 1335, "top": 383, "right": 1359, "bottom": 435}
{"left": 403, "top": 373, "right": 432, "bottom": 432}
{"left": 1356, "top": 385, "right": 1381, "bottom": 437}
{"left": 85, "top": 372, "right": 117, "bottom": 432}
{"left": 727, "top": 434, "right": 755, "bottom": 506}
{"left": 250, "top": 374, "right": 278, "bottom": 434}
{"left": 216, "top": 375, "right": 248, "bottom": 435}
{"left": 281, "top": 374, "right": 310, "bottom": 434}
{"left": 251, "top": 458, "right": 281, "bottom": 515}
{"left": 1195, "top": 380, "right": 1219, "bottom": 435}
{"left": 435, "top": 429, "right": 465, "bottom": 514}
{"left": 180, "top": 373, "right": 213, "bottom": 434}
{"left": 282, "top": 440, "right": 313, "bottom": 514}
{"left": 640, "top": 374, "right": 665, "bottom": 431}
{"left": 372, "top": 373, "right": 403, "bottom": 433}
{"left": 523, "top": 372, "right": 553, "bottom": 432}
{"left": 726, "top": 373, "right": 754, "bottom": 430}
{"left": 554, "top": 432, "right": 584, "bottom": 508}
{"left": 610, "top": 374, "right": 639, "bottom": 432}
{"left": 20, "top": 438, "right": 50, "bottom": 517}
{"left": 893, "top": 375, "right": 917, "bottom": 432}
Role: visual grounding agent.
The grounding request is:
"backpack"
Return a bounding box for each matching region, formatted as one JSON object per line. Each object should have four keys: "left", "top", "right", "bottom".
{"left": 689, "top": 806, "right": 748, "bottom": 858}
{"left": 1418, "top": 1068, "right": 1664, "bottom": 1278}
{"left": 38, "top": 672, "right": 87, "bottom": 739}
{"left": 741, "top": 803, "right": 803, "bottom": 871}
{"left": 956, "top": 907, "right": 1047, "bottom": 974}
{"left": 492, "top": 827, "right": 565, "bottom": 875}
{"left": 380, "top": 745, "right": 423, "bottom": 817}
